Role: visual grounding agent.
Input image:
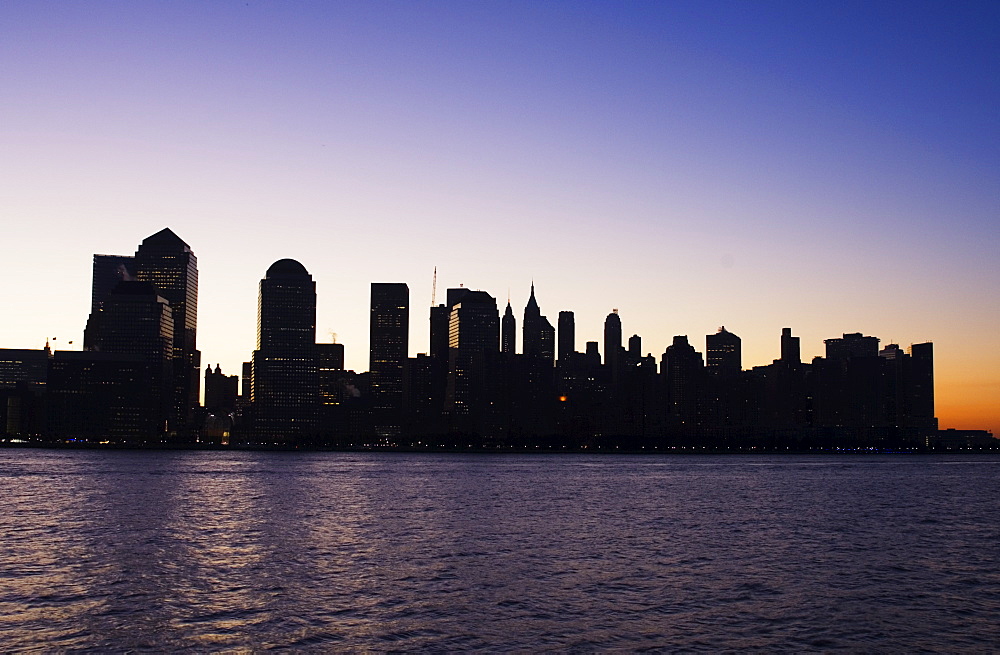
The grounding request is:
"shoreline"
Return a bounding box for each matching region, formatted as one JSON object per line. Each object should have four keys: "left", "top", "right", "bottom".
{"left": 3, "top": 441, "right": 997, "bottom": 455}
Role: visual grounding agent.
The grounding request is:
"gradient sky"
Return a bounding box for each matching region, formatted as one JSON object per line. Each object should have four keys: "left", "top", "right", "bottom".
{"left": 2, "top": 1, "right": 997, "bottom": 434}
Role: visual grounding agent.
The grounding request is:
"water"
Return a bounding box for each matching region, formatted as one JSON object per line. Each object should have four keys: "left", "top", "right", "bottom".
{"left": 1, "top": 450, "right": 998, "bottom": 651}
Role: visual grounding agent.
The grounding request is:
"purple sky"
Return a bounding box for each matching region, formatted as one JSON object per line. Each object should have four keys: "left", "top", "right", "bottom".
{"left": 2, "top": 1, "right": 998, "bottom": 432}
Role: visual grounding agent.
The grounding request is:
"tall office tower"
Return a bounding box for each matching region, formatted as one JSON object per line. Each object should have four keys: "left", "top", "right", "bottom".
{"left": 780, "top": 327, "right": 800, "bottom": 364}
{"left": 557, "top": 311, "right": 575, "bottom": 361}
{"left": 90, "top": 254, "right": 135, "bottom": 312}
{"left": 84, "top": 255, "right": 135, "bottom": 349}
{"left": 445, "top": 290, "right": 500, "bottom": 435}
{"left": 430, "top": 304, "right": 451, "bottom": 360}
{"left": 502, "top": 300, "right": 516, "bottom": 355}
{"left": 89, "top": 281, "right": 174, "bottom": 364}
{"left": 132, "top": 228, "right": 200, "bottom": 436}
{"left": 604, "top": 310, "right": 623, "bottom": 380}
{"left": 825, "top": 333, "right": 879, "bottom": 360}
{"left": 585, "top": 340, "right": 601, "bottom": 366}
{"left": 661, "top": 335, "right": 704, "bottom": 429}
{"left": 433, "top": 287, "right": 473, "bottom": 359}
{"left": 521, "top": 283, "right": 554, "bottom": 362}
{"left": 370, "top": 283, "right": 409, "bottom": 437}
{"left": 241, "top": 362, "right": 253, "bottom": 398}
{"left": 251, "top": 259, "right": 318, "bottom": 443}
{"left": 706, "top": 327, "right": 741, "bottom": 374}
{"left": 72, "top": 281, "right": 175, "bottom": 440}
{"left": 907, "top": 342, "right": 937, "bottom": 431}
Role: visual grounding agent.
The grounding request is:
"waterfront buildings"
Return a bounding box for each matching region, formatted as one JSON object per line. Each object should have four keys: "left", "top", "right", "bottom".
{"left": 1, "top": 228, "right": 975, "bottom": 449}
{"left": 369, "top": 283, "right": 408, "bottom": 437}
{"left": 250, "top": 259, "right": 319, "bottom": 443}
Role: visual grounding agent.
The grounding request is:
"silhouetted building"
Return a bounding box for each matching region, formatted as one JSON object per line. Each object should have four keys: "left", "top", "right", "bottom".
{"left": 75, "top": 280, "right": 175, "bottom": 441}
{"left": 604, "top": 310, "right": 623, "bottom": 384}
{"left": 204, "top": 364, "right": 238, "bottom": 413}
{"left": 404, "top": 353, "right": 447, "bottom": 436}
{"left": 317, "top": 341, "right": 345, "bottom": 372}
{"left": 430, "top": 303, "right": 452, "bottom": 361}
{"left": 558, "top": 311, "right": 575, "bottom": 361}
{"left": 370, "top": 283, "right": 408, "bottom": 437}
{"left": 780, "top": 327, "right": 800, "bottom": 364}
{"left": 825, "top": 332, "right": 879, "bottom": 360}
{"left": 522, "top": 284, "right": 554, "bottom": 363}
{"left": 317, "top": 341, "right": 347, "bottom": 409}
{"left": 202, "top": 364, "right": 238, "bottom": 444}
{"left": 241, "top": 361, "right": 252, "bottom": 398}
{"left": 754, "top": 327, "right": 810, "bottom": 435}
{"left": 48, "top": 351, "right": 167, "bottom": 442}
{"left": 0, "top": 348, "right": 50, "bottom": 388}
{"left": 661, "top": 335, "right": 704, "bottom": 434}
{"left": 133, "top": 228, "right": 201, "bottom": 437}
{"left": 0, "top": 348, "right": 50, "bottom": 438}
{"left": 706, "top": 327, "right": 741, "bottom": 375}
{"left": 907, "top": 342, "right": 936, "bottom": 432}
{"left": 502, "top": 300, "right": 516, "bottom": 355}
{"left": 251, "top": 259, "right": 318, "bottom": 443}
{"left": 83, "top": 255, "right": 136, "bottom": 350}
{"left": 446, "top": 289, "right": 500, "bottom": 437}
{"left": 89, "top": 254, "right": 135, "bottom": 312}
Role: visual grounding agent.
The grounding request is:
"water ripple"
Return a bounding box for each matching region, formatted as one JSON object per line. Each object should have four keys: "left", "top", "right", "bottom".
{"left": 0, "top": 451, "right": 998, "bottom": 651}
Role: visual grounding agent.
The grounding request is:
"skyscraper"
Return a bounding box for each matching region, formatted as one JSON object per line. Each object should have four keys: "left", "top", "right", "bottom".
{"left": 662, "top": 335, "right": 704, "bottom": 429}
{"left": 133, "top": 228, "right": 200, "bottom": 437}
{"left": 430, "top": 303, "right": 451, "bottom": 360}
{"left": 501, "top": 300, "right": 516, "bottom": 355}
{"left": 370, "top": 282, "right": 409, "bottom": 437}
{"left": 522, "top": 284, "right": 554, "bottom": 363}
{"left": 780, "top": 327, "right": 800, "bottom": 364}
{"left": 89, "top": 254, "right": 135, "bottom": 313}
{"left": 446, "top": 290, "right": 500, "bottom": 436}
{"left": 65, "top": 280, "right": 174, "bottom": 441}
{"left": 604, "top": 309, "right": 623, "bottom": 382}
{"left": 557, "top": 311, "right": 575, "bottom": 361}
{"left": 907, "top": 342, "right": 936, "bottom": 432}
{"left": 251, "top": 259, "right": 318, "bottom": 443}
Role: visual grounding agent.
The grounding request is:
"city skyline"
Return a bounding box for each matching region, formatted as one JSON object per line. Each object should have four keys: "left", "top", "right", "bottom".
{"left": 1, "top": 2, "right": 997, "bottom": 435}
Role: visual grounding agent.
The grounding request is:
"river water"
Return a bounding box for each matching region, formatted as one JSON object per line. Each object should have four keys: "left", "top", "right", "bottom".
{"left": 1, "top": 450, "right": 998, "bottom": 651}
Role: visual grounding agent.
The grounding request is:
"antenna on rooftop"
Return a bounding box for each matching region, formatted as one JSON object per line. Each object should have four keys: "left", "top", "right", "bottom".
{"left": 431, "top": 266, "right": 437, "bottom": 306}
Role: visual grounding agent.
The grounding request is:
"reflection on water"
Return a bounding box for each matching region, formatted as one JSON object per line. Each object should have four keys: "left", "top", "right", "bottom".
{"left": 1, "top": 451, "right": 998, "bottom": 650}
